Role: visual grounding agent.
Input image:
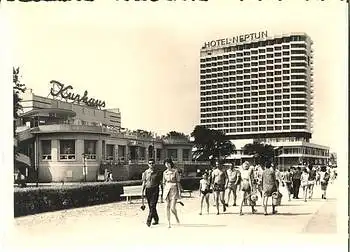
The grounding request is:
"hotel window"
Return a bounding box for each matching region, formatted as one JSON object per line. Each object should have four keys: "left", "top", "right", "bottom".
{"left": 41, "top": 140, "right": 51, "bottom": 160}
{"left": 167, "top": 149, "right": 178, "bottom": 161}
{"left": 60, "top": 140, "right": 76, "bottom": 160}
{"left": 84, "top": 140, "right": 97, "bottom": 159}
{"left": 106, "top": 144, "right": 114, "bottom": 161}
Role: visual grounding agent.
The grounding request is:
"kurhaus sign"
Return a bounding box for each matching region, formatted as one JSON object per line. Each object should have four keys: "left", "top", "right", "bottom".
{"left": 203, "top": 31, "right": 268, "bottom": 49}
{"left": 50, "top": 80, "right": 106, "bottom": 108}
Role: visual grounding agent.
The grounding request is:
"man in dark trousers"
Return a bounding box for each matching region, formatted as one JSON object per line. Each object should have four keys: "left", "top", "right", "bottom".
{"left": 141, "top": 159, "right": 162, "bottom": 227}
{"left": 292, "top": 167, "right": 302, "bottom": 199}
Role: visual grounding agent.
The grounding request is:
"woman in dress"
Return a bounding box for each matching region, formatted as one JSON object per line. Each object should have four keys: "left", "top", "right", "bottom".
{"left": 300, "top": 168, "right": 309, "bottom": 202}
{"left": 319, "top": 166, "right": 330, "bottom": 199}
{"left": 163, "top": 158, "right": 182, "bottom": 228}
{"left": 262, "top": 161, "right": 278, "bottom": 215}
{"left": 239, "top": 161, "right": 257, "bottom": 215}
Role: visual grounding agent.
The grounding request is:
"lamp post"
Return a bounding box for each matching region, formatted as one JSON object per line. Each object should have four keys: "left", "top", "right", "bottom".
{"left": 82, "top": 153, "right": 87, "bottom": 182}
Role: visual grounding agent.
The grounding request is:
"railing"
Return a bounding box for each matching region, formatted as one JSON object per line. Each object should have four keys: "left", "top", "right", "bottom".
{"left": 59, "top": 154, "right": 76, "bottom": 160}
{"left": 162, "top": 138, "right": 191, "bottom": 145}
{"left": 85, "top": 154, "right": 97, "bottom": 160}
{"left": 42, "top": 155, "right": 52, "bottom": 160}
{"left": 31, "top": 124, "right": 111, "bottom": 134}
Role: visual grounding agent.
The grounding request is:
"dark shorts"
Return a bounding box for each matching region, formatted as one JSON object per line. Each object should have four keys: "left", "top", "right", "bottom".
{"left": 227, "top": 182, "right": 238, "bottom": 191}
{"left": 201, "top": 189, "right": 211, "bottom": 195}
{"left": 213, "top": 183, "right": 225, "bottom": 192}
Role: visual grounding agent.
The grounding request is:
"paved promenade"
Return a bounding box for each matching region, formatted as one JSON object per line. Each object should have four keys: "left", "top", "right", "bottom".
{"left": 4, "top": 182, "right": 343, "bottom": 250}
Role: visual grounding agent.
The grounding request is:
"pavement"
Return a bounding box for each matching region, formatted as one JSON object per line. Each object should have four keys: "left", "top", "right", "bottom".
{"left": 3, "top": 181, "right": 343, "bottom": 250}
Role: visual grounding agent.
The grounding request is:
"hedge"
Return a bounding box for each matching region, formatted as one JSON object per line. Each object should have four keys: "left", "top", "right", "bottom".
{"left": 14, "top": 180, "right": 142, "bottom": 217}
{"left": 14, "top": 178, "right": 201, "bottom": 217}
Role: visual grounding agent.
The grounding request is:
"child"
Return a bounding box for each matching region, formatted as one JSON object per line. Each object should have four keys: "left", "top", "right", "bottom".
{"left": 199, "top": 172, "right": 211, "bottom": 215}
{"left": 300, "top": 168, "right": 309, "bottom": 202}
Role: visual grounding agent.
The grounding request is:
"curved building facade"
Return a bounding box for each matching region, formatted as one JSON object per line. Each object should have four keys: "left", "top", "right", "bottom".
{"left": 16, "top": 86, "right": 207, "bottom": 183}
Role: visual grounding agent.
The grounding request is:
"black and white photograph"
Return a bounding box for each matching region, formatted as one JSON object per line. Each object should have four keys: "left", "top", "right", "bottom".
{"left": 0, "top": 0, "right": 348, "bottom": 251}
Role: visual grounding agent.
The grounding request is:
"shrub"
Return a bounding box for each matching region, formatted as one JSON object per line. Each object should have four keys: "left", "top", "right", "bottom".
{"left": 14, "top": 180, "right": 142, "bottom": 217}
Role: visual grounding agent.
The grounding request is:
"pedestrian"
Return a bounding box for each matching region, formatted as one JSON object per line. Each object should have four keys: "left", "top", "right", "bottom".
{"left": 307, "top": 165, "right": 317, "bottom": 199}
{"left": 283, "top": 167, "right": 293, "bottom": 201}
{"left": 198, "top": 172, "right": 211, "bottom": 215}
{"left": 163, "top": 158, "right": 182, "bottom": 228}
{"left": 330, "top": 167, "right": 336, "bottom": 184}
{"left": 208, "top": 163, "right": 217, "bottom": 206}
{"left": 300, "top": 168, "right": 309, "bottom": 202}
{"left": 315, "top": 167, "right": 321, "bottom": 186}
{"left": 274, "top": 164, "right": 282, "bottom": 189}
{"left": 226, "top": 163, "right": 241, "bottom": 206}
{"left": 262, "top": 161, "right": 279, "bottom": 215}
{"left": 211, "top": 159, "right": 228, "bottom": 215}
{"left": 292, "top": 167, "right": 302, "bottom": 199}
{"left": 256, "top": 165, "right": 264, "bottom": 198}
{"left": 141, "top": 159, "right": 162, "bottom": 227}
{"left": 319, "top": 166, "right": 330, "bottom": 199}
{"left": 239, "top": 161, "right": 257, "bottom": 215}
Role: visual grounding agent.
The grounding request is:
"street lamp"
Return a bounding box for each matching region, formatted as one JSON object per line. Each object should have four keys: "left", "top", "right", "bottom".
{"left": 82, "top": 153, "right": 88, "bottom": 182}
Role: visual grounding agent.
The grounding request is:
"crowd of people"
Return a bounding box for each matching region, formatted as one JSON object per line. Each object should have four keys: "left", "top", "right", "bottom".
{"left": 140, "top": 157, "right": 336, "bottom": 228}
{"left": 199, "top": 160, "right": 336, "bottom": 216}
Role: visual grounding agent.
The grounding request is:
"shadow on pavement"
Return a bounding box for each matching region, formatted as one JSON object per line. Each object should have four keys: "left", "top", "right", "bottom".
{"left": 177, "top": 223, "right": 227, "bottom": 228}
{"left": 272, "top": 212, "right": 313, "bottom": 216}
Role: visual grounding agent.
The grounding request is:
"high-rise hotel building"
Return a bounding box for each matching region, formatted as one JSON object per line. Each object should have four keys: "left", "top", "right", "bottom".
{"left": 199, "top": 32, "right": 330, "bottom": 167}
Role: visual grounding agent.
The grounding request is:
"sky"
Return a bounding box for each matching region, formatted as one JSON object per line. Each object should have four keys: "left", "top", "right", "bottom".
{"left": 2, "top": 0, "right": 348, "bottom": 154}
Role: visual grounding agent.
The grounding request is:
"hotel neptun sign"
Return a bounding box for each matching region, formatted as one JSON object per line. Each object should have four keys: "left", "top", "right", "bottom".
{"left": 202, "top": 31, "right": 268, "bottom": 49}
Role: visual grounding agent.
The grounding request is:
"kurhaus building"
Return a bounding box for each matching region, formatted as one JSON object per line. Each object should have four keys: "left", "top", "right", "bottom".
{"left": 199, "top": 31, "right": 329, "bottom": 168}
{"left": 15, "top": 82, "right": 204, "bottom": 183}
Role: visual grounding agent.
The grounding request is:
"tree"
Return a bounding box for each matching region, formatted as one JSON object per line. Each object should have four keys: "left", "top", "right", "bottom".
{"left": 13, "top": 67, "right": 26, "bottom": 161}
{"left": 329, "top": 153, "right": 337, "bottom": 166}
{"left": 165, "top": 131, "right": 187, "bottom": 139}
{"left": 243, "top": 142, "right": 275, "bottom": 166}
{"left": 191, "top": 125, "right": 235, "bottom": 161}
